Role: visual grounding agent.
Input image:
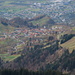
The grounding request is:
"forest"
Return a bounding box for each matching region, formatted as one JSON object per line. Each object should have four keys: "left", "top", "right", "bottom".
{"left": 0, "top": 69, "right": 68, "bottom": 75}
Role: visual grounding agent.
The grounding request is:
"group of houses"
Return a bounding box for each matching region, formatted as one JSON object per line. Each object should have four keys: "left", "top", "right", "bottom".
{"left": 0, "top": 25, "right": 64, "bottom": 40}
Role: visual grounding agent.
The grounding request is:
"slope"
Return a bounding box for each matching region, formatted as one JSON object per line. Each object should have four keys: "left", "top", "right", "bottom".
{"left": 61, "top": 37, "right": 75, "bottom": 53}
{"left": 29, "top": 15, "right": 55, "bottom": 27}
{"left": 9, "top": 17, "right": 36, "bottom": 28}
{"left": 51, "top": 50, "right": 75, "bottom": 75}
{"left": 0, "top": 23, "right": 15, "bottom": 33}
{"left": 3, "top": 40, "right": 65, "bottom": 71}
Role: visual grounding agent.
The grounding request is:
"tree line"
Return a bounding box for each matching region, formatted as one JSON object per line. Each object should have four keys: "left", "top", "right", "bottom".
{"left": 0, "top": 69, "right": 68, "bottom": 75}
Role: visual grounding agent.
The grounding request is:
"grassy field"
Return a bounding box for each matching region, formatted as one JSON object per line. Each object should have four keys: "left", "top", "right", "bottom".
{"left": 0, "top": 54, "right": 21, "bottom": 61}
{"left": 4, "top": 54, "right": 21, "bottom": 61}
{"left": 30, "top": 16, "right": 50, "bottom": 27}
{"left": 61, "top": 37, "right": 75, "bottom": 53}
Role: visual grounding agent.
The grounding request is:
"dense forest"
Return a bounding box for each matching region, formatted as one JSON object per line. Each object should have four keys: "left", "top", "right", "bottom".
{"left": 0, "top": 69, "right": 68, "bottom": 75}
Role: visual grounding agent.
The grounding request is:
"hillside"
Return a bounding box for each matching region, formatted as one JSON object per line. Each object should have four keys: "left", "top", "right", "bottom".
{"left": 0, "top": 0, "right": 75, "bottom": 74}
{"left": 0, "top": 23, "right": 15, "bottom": 32}
{"left": 29, "top": 15, "right": 55, "bottom": 27}
{"left": 3, "top": 40, "right": 64, "bottom": 70}
{"left": 9, "top": 17, "right": 36, "bottom": 28}
{"left": 51, "top": 50, "right": 75, "bottom": 75}
{"left": 0, "top": 16, "right": 56, "bottom": 28}
{"left": 61, "top": 37, "right": 75, "bottom": 53}
{"left": 0, "top": 17, "right": 36, "bottom": 28}
{"left": 0, "top": 15, "right": 75, "bottom": 75}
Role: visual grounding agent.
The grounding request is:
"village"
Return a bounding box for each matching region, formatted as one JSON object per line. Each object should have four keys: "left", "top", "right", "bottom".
{"left": 0, "top": 20, "right": 74, "bottom": 62}
{"left": 0, "top": 26, "right": 64, "bottom": 54}
{"left": 0, "top": 25, "right": 64, "bottom": 40}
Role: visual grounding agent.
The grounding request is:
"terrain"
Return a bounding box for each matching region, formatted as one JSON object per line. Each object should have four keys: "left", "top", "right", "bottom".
{"left": 0, "top": 0, "right": 75, "bottom": 75}
{"left": 0, "top": 0, "right": 75, "bottom": 25}
{"left": 0, "top": 15, "right": 75, "bottom": 75}
{"left": 0, "top": 15, "right": 57, "bottom": 62}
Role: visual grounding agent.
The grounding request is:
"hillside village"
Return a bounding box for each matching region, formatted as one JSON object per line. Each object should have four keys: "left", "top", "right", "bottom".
{"left": 0, "top": 0, "right": 75, "bottom": 75}
{"left": 0, "top": 24, "right": 71, "bottom": 57}
{"left": 0, "top": 25, "right": 64, "bottom": 39}
{"left": 0, "top": 14, "right": 74, "bottom": 64}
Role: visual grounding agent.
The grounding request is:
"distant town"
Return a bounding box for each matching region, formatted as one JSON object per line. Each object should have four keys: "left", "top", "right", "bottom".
{"left": 0, "top": 0, "right": 75, "bottom": 25}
